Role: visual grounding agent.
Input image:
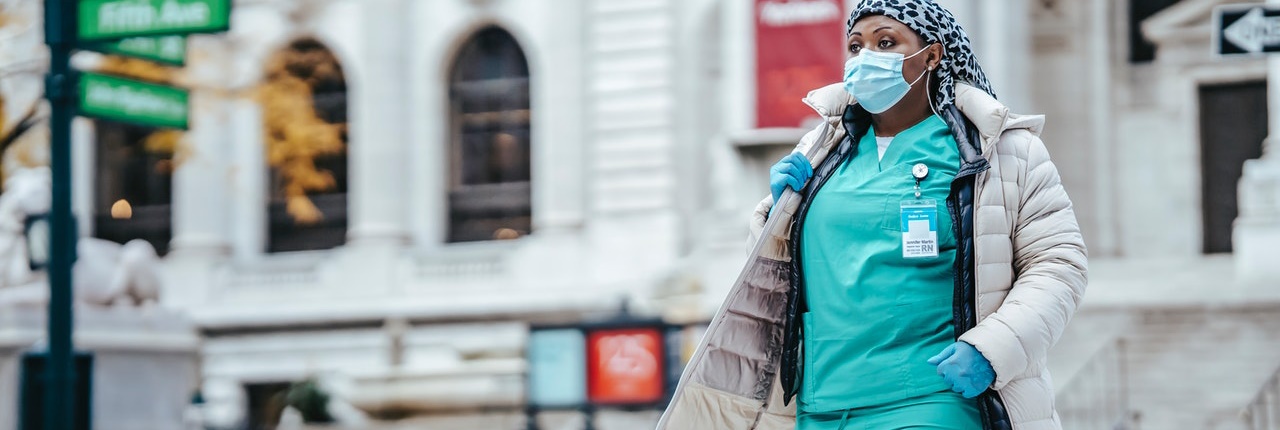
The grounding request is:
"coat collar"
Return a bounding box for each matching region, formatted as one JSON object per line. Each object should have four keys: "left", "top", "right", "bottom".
{"left": 802, "top": 83, "right": 854, "bottom": 130}
{"left": 953, "top": 83, "right": 1045, "bottom": 143}
{"left": 802, "top": 82, "right": 1045, "bottom": 147}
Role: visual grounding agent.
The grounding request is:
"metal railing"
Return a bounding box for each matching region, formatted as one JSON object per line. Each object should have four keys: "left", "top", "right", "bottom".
{"left": 1057, "top": 338, "right": 1136, "bottom": 430}
{"left": 1243, "top": 363, "right": 1280, "bottom": 429}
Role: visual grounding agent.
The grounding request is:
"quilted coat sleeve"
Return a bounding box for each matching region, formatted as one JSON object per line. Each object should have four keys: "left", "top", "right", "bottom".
{"left": 747, "top": 123, "right": 827, "bottom": 249}
{"left": 958, "top": 131, "right": 1089, "bottom": 390}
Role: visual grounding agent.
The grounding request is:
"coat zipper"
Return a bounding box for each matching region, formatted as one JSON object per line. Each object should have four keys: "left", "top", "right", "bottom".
{"left": 947, "top": 177, "right": 969, "bottom": 341}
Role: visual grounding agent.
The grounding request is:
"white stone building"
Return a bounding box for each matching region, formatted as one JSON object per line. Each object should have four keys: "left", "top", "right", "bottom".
{"left": 3, "top": 0, "right": 1280, "bottom": 428}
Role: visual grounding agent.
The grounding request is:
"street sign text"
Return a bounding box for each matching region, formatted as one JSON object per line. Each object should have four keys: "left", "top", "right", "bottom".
{"left": 78, "top": 0, "right": 231, "bottom": 41}
{"left": 84, "top": 35, "right": 187, "bottom": 66}
{"left": 78, "top": 73, "right": 189, "bottom": 129}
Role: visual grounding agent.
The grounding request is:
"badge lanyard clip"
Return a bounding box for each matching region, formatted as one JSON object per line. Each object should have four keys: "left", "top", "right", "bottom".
{"left": 911, "top": 163, "right": 929, "bottom": 200}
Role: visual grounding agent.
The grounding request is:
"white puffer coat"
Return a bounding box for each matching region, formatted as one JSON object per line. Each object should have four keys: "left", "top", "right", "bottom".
{"left": 658, "top": 83, "right": 1088, "bottom": 430}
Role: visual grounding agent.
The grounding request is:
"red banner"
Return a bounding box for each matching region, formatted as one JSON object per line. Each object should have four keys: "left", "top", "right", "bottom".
{"left": 586, "top": 328, "right": 665, "bottom": 405}
{"left": 756, "top": 0, "right": 846, "bottom": 128}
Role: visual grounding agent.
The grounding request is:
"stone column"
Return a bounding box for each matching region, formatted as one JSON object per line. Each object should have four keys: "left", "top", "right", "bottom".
{"left": 933, "top": 0, "right": 1033, "bottom": 111}
{"left": 170, "top": 38, "right": 233, "bottom": 258}
{"left": 1086, "top": 0, "right": 1119, "bottom": 257}
{"left": 169, "top": 91, "right": 232, "bottom": 257}
{"left": 724, "top": 0, "right": 755, "bottom": 133}
{"left": 162, "top": 38, "right": 236, "bottom": 310}
{"left": 979, "top": 0, "right": 1032, "bottom": 112}
{"left": 1235, "top": 3, "right": 1280, "bottom": 283}
{"left": 228, "top": 99, "right": 266, "bottom": 260}
{"left": 346, "top": 0, "right": 410, "bottom": 247}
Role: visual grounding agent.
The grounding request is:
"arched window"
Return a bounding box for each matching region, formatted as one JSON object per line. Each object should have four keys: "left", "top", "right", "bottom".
{"left": 93, "top": 121, "right": 173, "bottom": 254}
{"left": 261, "top": 39, "right": 349, "bottom": 253}
{"left": 447, "top": 27, "right": 532, "bottom": 243}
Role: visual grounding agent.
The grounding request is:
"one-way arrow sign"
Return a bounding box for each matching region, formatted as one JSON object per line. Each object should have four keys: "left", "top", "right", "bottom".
{"left": 1216, "top": 4, "right": 1280, "bottom": 56}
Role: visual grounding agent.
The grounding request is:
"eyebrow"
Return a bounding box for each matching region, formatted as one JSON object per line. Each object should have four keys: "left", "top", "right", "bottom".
{"left": 850, "top": 26, "right": 895, "bottom": 37}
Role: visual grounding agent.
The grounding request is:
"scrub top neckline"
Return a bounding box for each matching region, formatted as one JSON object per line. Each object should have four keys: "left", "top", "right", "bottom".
{"left": 875, "top": 136, "right": 893, "bottom": 161}
{"left": 865, "top": 115, "right": 947, "bottom": 172}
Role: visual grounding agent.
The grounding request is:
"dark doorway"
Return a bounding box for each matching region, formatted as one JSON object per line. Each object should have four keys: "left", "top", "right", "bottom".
{"left": 1197, "top": 81, "right": 1267, "bottom": 254}
{"left": 244, "top": 381, "right": 292, "bottom": 430}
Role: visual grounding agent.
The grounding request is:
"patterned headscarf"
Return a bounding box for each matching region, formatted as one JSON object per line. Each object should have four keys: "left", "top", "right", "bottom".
{"left": 847, "top": 0, "right": 996, "bottom": 109}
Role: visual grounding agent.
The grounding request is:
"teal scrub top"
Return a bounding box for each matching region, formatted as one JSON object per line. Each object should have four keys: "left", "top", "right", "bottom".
{"left": 798, "top": 115, "right": 962, "bottom": 413}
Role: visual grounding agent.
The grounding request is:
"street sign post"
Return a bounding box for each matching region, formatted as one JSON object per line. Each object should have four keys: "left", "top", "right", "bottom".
{"left": 78, "top": 0, "right": 231, "bottom": 41}
{"left": 40, "top": 0, "right": 231, "bottom": 427}
{"left": 79, "top": 72, "right": 190, "bottom": 129}
{"left": 84, "top": 35, "right": 187, "bottom": 66}
{"left": 42, "top": 1, "right": 79, "bottom": 428}
{"left": 1215, "top": 4, "right": 1280, "bottom": 56}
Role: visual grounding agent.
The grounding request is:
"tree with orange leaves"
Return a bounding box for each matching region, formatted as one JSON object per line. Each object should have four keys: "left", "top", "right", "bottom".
{"left": 257, "top": 40, "right": 346, "bottom": 225}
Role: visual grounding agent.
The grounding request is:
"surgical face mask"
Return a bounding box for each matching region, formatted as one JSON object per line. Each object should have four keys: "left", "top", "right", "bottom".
{"left": 843, "top": 46, "right": 930, "bottom": 114}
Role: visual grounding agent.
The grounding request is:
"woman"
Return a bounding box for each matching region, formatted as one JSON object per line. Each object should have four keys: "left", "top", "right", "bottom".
{"left": 657, "top": 1, "right": 1086, "bottom": 429}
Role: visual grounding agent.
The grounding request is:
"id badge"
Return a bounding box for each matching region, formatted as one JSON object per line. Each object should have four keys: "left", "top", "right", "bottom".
{"left": 900, "top": 200, "right": 938, "bottom": 259}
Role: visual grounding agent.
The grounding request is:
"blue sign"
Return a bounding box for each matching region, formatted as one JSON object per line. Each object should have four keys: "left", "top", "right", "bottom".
{"left": 527, "top": 329, "right": 587, "bottom": 407}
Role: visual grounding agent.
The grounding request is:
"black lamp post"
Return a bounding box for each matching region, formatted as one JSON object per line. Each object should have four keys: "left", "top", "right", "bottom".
{"left": 41, "top": 0, "right": 80, "bottom": 428}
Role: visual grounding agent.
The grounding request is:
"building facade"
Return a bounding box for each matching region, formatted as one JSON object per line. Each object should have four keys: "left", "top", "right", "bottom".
{"left": 3, "top": 0, "right": 1279, "bottom": 428}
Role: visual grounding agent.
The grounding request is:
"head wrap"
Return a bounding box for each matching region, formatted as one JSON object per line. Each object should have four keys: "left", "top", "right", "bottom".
{"left": 846, "top": 0, "right": 995, "bottom": 109}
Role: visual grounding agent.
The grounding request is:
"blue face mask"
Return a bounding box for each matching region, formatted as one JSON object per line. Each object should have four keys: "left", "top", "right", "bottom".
{"left": 843, "top": 46, "right": 931, "bottom": 114}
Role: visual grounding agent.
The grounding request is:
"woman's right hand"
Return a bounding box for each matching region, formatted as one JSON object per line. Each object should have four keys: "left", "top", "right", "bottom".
{"left": 770, "top": 152, "right": 813, "bottom": 203}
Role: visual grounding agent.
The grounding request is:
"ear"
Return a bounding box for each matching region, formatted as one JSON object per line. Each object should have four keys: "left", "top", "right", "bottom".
{"left": 926, "top": 43, "right": 944, "bottom": 70}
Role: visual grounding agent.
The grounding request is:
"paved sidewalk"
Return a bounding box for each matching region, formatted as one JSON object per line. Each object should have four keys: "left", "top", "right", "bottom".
{"left": 1081, "top": 255, "right": 1280, "bottom": 311}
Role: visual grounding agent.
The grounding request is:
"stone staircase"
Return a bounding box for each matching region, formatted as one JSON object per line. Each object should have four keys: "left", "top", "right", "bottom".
{"left": 1052, "top": 305, "right": 1280, "bottom": 430}
{"left": 1242, "top": 366, "right": 1280, "bottom": 429}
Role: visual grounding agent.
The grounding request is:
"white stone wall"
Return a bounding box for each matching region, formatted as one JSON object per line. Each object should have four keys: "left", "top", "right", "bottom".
{"left": 145, "top": 0, "right": 1065, "bottom": 426}
{"left": 152, "top": 0, "right": 690, "bottom": 425}
{"left": 1118, "top": 0, "right": 1270, "bottom": 258}
{"left": 29, "top": 0, "right": 1248, "bottom": 320}
{"left": 25, "top": 0, "right": 1275, "bottom": 427}
{"left": 158, "top": 0, "right": 624, "bottom": 318}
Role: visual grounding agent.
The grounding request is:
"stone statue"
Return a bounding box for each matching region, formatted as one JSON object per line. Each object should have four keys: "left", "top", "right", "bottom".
{"left": 0, "top": 166, "right": 162, "bottom": 307}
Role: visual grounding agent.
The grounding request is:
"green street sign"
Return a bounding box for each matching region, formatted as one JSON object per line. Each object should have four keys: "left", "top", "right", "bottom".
{"left": 84, "top": 35, "right": 186, "bottom": 66}
{"left": 79, "top": 72, "right": 189, "bottom": 129}
{"left": 78, "top": 0, "right": 231, "bottom": 41}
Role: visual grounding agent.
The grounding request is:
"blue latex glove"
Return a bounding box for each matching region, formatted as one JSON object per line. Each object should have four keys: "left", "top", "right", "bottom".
{"left": 769, "top": 152, "right": 813, "bottom": 204}
{"left": 928, "top": 341, "right": 996, "bottom": 398}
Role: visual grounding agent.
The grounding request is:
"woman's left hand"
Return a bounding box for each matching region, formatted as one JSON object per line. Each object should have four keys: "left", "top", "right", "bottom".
{"left": 928, "top": 341, "right": 996, "bottom": 398}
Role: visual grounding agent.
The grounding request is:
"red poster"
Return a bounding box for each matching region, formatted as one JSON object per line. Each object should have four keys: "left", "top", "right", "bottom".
{"left": 586, "top": 328, "right": 665, "bottom": 405}
{"left": 756, "top": 0, "right": 846, "bottom": 128}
